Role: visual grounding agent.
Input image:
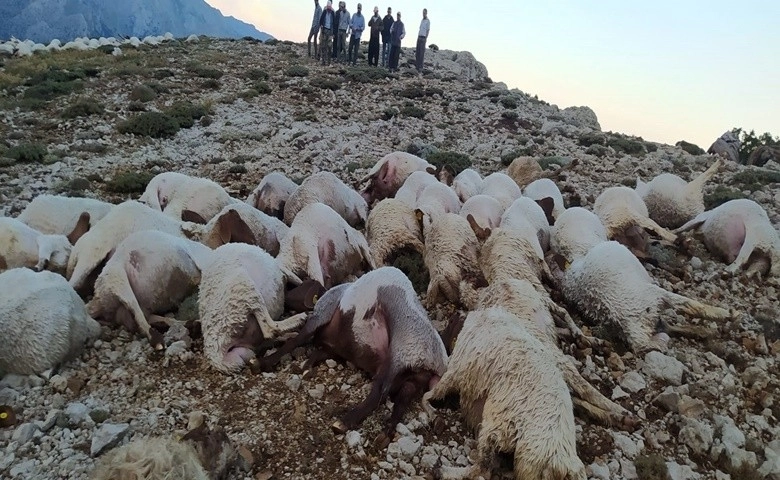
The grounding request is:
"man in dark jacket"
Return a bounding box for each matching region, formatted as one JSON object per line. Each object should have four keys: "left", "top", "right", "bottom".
{"left": 381, "top": 7, "right": 394, "bottom": 67}
{"left": 388, "top": 11, "right": 405, "bottom": 72}
{"left": 367, "top": 6, "right": 382, "bottom": 67}
{"left": 319, "top": 1, "right": 336, "bottom": 66}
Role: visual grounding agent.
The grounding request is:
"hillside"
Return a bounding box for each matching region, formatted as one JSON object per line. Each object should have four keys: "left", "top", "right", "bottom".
{"left": 0, "top": 37, "right": 779, "bottom": 480}
{"left": 0, "top": 0, "right": 271, "bottom": 44}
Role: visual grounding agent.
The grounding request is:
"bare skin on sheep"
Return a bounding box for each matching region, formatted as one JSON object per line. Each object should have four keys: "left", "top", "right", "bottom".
{"left": 254, "top": 283, "right": 443, "bottom": 436}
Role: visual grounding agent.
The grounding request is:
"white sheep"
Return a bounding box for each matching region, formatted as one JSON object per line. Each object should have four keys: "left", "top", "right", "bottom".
{"left": 360, "top": 151, "right": 435, "bottom": 203}
{"left": 283, "top": 171, "right": 368, "bottom": 228}
{"left": 500, "top": 196, "right": 553, "bottom": 251}
{"left": 199, "top": 243, "right": 304, "bottom": 374}
{"left": 636, "top": 159, "right": 722, "bottom": 228}
{"left": 245, "top": 171, "right": 298, "bottom": 219}
{"left": 183, "top": 203, "right": 289, "bottom": 256}
{"left": 478, "top": 227, "right": 552, "bottom": 296}
{"left": 422, "top": 213, "right": 483, "bottom": 308}
{"left": 139, "top": 172, "right": 236, "bottom": 223}
{"left": 138, "top": 171, "right": 194, "bottom": 211}
{"left": 67, "top": 201, "right": 194, "bottom": 293}
{"left": 415, "top": 181, "right": 462, "bottom": 236}
{"left": 558, "top": 240, "right": 732, "bottom": 352}
{"left": 86, "top": 230, "right": 214, "bottom": 350}
{"left": 478, "top": 172, "right": 523, "bottom": 209}
{"left": 365, "top": 198, "right": 424, "bottom": 266}
{"left": 458, "top": 194, "right": 504, "bottom": 240}
{"left": 550, "top": 206, "right": 609, "bottom": 263}
{"left": 277, "top": 202, "right": 375, "bottom": 289}
{"left": 593, "top": 186, "right": 677, "bottom": 256}
{"left": 0, "top": 268, "right": 101, "bottom": 375}
{"left": 522, "top": 177, "right": 565, "bottom": 223}
{"left": 17, "top": 194, "right": 114, "bottom": 236}
{"left": 450, "top": 168, "right": 483, "bottom": 202}
{"left": 393, "top": 170, "right": 440, "bottom": 208}
{"left": 0, "top": 215, "right": 87, "bottom": 274}
{"left": 506, "top": 156, "right": 543, "bottom": 189}
{"left": 674, "top": 198, "right": 780, "bottom": 277}
{"left": 422, "top": 306, "right": 587, "bottom": 480}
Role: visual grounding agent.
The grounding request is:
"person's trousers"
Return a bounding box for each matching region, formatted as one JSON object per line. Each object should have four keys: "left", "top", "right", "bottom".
{"left": 348, "top": 36, "right": 360, "bottom": 65}
{"left": 368, "top": 37, "right": 380, "bottom": 66}
{"left": 307, "top": 27, "right": 319, "bottom": 58}
{"left": 415, "top": 35, "right": 427, "bottom": 71}
{"left": 319, "top": 29, "right": 333, "bottom": 65}
{"left": 336, "top": 30, "right": 347, "bottom": 61}
{"left": 381, "top": 42, "right": 390, "bottom": 66}
{"left": 388, "top": 44, "right": 401, "bottom": 71}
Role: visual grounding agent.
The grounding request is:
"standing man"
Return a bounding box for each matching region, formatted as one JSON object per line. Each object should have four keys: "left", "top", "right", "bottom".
{"left": 367, "top": 6, "right": 382, "bottom": 67}
{"left": 415, "top": 8, "right": 430, "bottom": 73}
{"left": 336, "top": 1, "right": 351, "bottom": 63}
{"left": 319, "top": 1, "right": 336, "bottom": 66}
{"left": 308, "top": 0, "right": 323, "bottom": 59}
{"left": 388, "top": 11, "right": 405, "bottom": 72}
{"left": 381, "top": 7, "right": 394, "bottom": 68}
{"left": 347, "top": 3, "right": 365, "bottom": 66}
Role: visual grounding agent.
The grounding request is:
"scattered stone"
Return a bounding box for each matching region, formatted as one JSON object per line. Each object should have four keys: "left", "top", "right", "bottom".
{"left": 286, "top": 375, "right": 302, "bottom": 392}
{"left": 620, "top": 371, "right": 647, "bottom": 393}
{"left": 666, "top": 461, "right": 701, "bottom": 480}
{"left": 346, "top": 430, "right": 362, "bottom": 449}
{"left": 49, "top": 374, "right": 68, "bottom": 393}
{"left": 90, "top": 422, "right": 130, "bottom": 457}
{"left": 643, "top": 351, "right": 685, "bottom": 386}
{"left": 11, "top": 422, "right": 38, "bottom": 445}
{"left": 679, "top": 418, "right": 714, "bottom": 455}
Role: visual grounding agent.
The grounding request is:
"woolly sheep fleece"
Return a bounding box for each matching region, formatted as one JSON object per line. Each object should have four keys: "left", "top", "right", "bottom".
{"left": 90, "top": 436, "right": 210, "bottom": 480}
{"left": 17, "top": 194, "right": 114, "bottom": 235}
{"left": 423, "top": 213, "right": 481, "bottom": 308}
{"left": 364, "top": 198, "right": 424, "bottom": 266}
{"left": 0, "top": 217, "right": 73, "bottom": 273}
{"left": 283, "top": 171, "right": 368, "bottom": 227}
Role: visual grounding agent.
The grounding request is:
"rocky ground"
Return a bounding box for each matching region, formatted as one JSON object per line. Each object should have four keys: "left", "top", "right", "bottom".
{"left": 0, "top": 37, "right": 779, "bottom": 480}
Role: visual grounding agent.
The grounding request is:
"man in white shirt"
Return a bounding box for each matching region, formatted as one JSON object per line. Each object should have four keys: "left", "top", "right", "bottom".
{"left": 415, "top": 8, "right": 430, "bottom": 73}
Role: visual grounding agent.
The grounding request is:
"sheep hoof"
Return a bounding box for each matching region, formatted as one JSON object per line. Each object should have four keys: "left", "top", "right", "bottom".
{"left": 331, "top": 420, "right": 348, "bottom": 434}
{"left": 431, "top": 416, "right": 447, "bottom": 435}
{"left": 149, "top": 329, "right": 165, "bottom": 351}
{"left": 374, "top": 432, "right": 392, "bottom": 449}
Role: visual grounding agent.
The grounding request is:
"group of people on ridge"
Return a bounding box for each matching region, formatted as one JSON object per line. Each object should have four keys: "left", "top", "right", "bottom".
{"left": 307, "top": 0, "right": 430, "bottom": 73}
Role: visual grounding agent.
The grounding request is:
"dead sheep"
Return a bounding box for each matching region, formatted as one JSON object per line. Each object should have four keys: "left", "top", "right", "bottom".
{"left": 550, "top": 206, "right": 609, "bottom": 263}
{"left": 636, "top": 158, "right": 721, "bottom": 229}
{"left": 478, "top": 227, "right": 553, "bottom": 296}
{"left": 283, "top": 171, "right": 368, "bottom": 228}
{"left": 256, "top": 266, "right": 448, "bottom": 435}
{"left": 86, "top": 230, "right": 214, "bottom": 350}
{"left": 394, "top": 170, "right": 440, "bottom": 208}
{"left": 0, "top": 214, "right": 89, "bottom": 274}
{"left": 140, "top": 172, "right": 237, "bottom": 223}
{"left": 245, "top": 171, "right": 298, "bottom": 220}
{"left": 277, "top": 202, "right": 375, "bottom": 289}
{"left": 458, "top": 194, "right": 504, "bottom": 240}
{"left": 67, "top": 201, "right": 196, "bottom": 295}
{"left": 506, "top": 156, "right": 544, "bottom": 189}
{"left": 360, "top": 151, "right": 435, "bottom": 204}
{"left": 0, "top": 268, "right": 101, "bottom": 375}
{"left": 422, "top": 306, "right": 587, "bottom": 480}
{"left": 554, "top": 240, "right": 733, "bottom": 353}
{"left": 593, "top": 186, "right": 677, "bottom": 256}
{"left": 90, "top": 421, "right": 242, "bottom": 480}
{"left": 365, "top": 198, "right": 424, "bottom": 266}
{"left": 522, "top": 178, "right": 565, "bottom": 223}
{"left": 182, "top": 203, "right": 289, "bottom": 256}
{"left": 478, "top": 172, "right": 522, "bottom": 209}
{"left": 674, "top": 198, "right": 780, "bottom": 278}
{"left": 450, "top": 168, "right": 484, "bottom": 202}
{"left": 16, "top": 194, "right": 114, "bottom": 236}
{"left": 199, "top": 243, "right": 304, "bottom": 374}
{"left": 415, "top": 181, "right": 462, "bottom": 236}
{"left": 423, "top": 213, "right": 484, "bottom": 309}
{"left": 500, "top": 196, "right": 554, "bottom": 250}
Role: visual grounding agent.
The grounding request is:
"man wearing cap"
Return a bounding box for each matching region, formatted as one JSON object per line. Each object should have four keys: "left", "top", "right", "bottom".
{"left": 347, "top": 3, "right": 365, "bottom": 66}
{"left": 367, "top": 6, "right": 382, "bottom": 67}
{"left": 388, "top": 11, "right": 405, "bottom": 72}
{"left": 415, "top": 8, "right": 430, "bottom": 73}
{"left": 381, "top": 7, "right": 394, "bottom": 67}
{"left": 308, "top": 0, "right": 323, "bottom": 59}
{"left": 318, "top": 1, "right": 336, "bottom": 66}
{"left": 334, "top": 2, "right": 351, "bottom": 63}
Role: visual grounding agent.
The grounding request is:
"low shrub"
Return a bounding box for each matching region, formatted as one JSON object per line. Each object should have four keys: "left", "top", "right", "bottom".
{"left": 309, "top": 76, "right": 341, "bottom": 90}
{"left": 427, "top": 150, "right": 471, "bottom": 175}
{"left": 129, "top": 85, "right": 157, "bottom": 102}
{"left": 7, "top": 143, "right": 47, "bottom": 163}
{"left": 537, "top": 156, "right": 572, "bottom": 170}
{"left": 187, "top": 64, "right": 223, "bottom": 79}
{"left": 586, "top": 144, "right": 610, "bottom": 157}
{"left": 634, "top": 454, "right": 670, "bottom": 480}
{"left": 382, "top": 107, "right": 398, "bottom": 120}
{"left": 105, "top": 171, "right": 156, "bottom": 193}
{"left": 166, "top": 101, "right": 209, "bottom": 128}
{"left": 676, "top": 140, "right": 705, "bottom": 155}
{"left": 286, "top": 65, "right": 309, "bottom": 77}
{"left": 62, "top": 98, "right": 103, "bottom": 118}
{"left": 608, "top": 135, "right": 646, "bottom": 155}
{"left": 117, "top": 112, "right": 180, "bottom": 138}
{"left": 400, "top": 102, "right": 426, "bottom": 119}
{"left": 344, "top": 66, "right": 391, "bottom": 83}
{"left": 704, "top": 185, "right": 748, "bottom": 209}
{"left": 578, "top": 131, "right": 606, "bottom": 147}
{"left": 731, "top": 168, "right": 780, "bottom": 191}
{"left": 254, "top": 81, "right": 272, "bottom": 94}
{"left": 500, "top": 96, "right": 518, "bottom": 109}
{"left": 246, "top": 68, "right": 269, "bottom": 80}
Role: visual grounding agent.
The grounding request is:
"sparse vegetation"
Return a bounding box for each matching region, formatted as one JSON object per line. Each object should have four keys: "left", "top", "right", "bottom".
{"left": 201, "top": 78, "right": 221, "bottom": 90}
{"left": 634, "top": 454, "right": 670, "bottom": 480}
{"left": 608, "top": 135, "right": 646, "bottom": 155}
{"left": 129, "top": 84, "right": 157, "bottom": 102}
{"left": 730, "top": 168, "right": 780, "bottom": 191}
{"left": 382, "top": 107, "right": 399, "bottom": 120}
{"left": 186, "top": 63, "right": 223, "bottom": 79}
{"left": 676, "top": 140, "right": 704, "bottom": 155}
{"left": 398, "top": 84, "right": 444, "bottom": 99}
{"left": 309, "top": 76, "right": 342, "bottom": 91}
{"left": 731, "top": 127, "right": 779, "bottom": 164}
{"left": 704, "top": 185, "right": 748, "bottom": 209}
{"left": 501, "top": 111, "right": 519, "bottom": 120}
{"left": 344, "top": 66, "right": 392, "bottom": 83}
{"left": 105, "top": 171, "right": 156, "bottom": 194}
{"left": 286, "top": 65, "right": 309, "bottom": 77}
{"left": 117, "top": 112, "right": 180, "bottom": 138}
{"left": 537, "top": 156, "right": 571, "bottom": 170}
{"left": 427, "top": 151, "right": 471, "bottom": 175}
{"left": 254, "top": 81, "right": 272, "bottom": 94}
{"left": 500, "top": 96, "right": 518, "bottom": 109}
{"left": 500, "top": 149, "right": 533, "bottom": 166}
{"left": 166, "top": 101, "right": 209, "bottom": 128}
{"left": 400, "top": 103, "right": 427, "bottom": 119}
{"left": 578, "top": 131, "right": 606, "bottom": 147}
{"left": 7, "top": 143, "right": 47, "bottom": 163}
{"left": 62, "top": 98, "right": 103, "bottom": 118}
{"left": 586, "top": 144, "right": 610, "bottom": 157}
{"left": 229, "top": 164, "right": 248, "bottom": 174}
{"left": 54, "top": 177, "right": 91, "bottom": 197}
{"left": 246, "top": 68, "right": 269, "bottom": 81}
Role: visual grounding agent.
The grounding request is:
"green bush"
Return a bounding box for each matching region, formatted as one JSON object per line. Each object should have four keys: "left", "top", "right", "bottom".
{"left": 166, "top": 101, "right": 209, "bottom": 128}
{"left": 246, "top": 68, "right": 269, "bottom": 80}
{"left": 254, "top": 81, "right": 272, "bottom": 94}
{"left": 265, "top": 39, "right": 280, "bottom": 46}
{"left": 128, "top": 100, "right": 146, "bottom": 112}
{"left": 400, "top": 103, "right": 426, "bottom": 119}
{"left": 105, "top": 171, "right": 156, "bottom": 193}
{"left": 586, "top": 144, "right": 610, "bottom": 157}
{"left": 24, "top": 79, "right": 83, "bottom": 101}
{"left": 578, "top": 131, "right": 606, "bottom": 147}
{"left": 704, "top": 185, "right": 747, "bottom": 209}
{"left": 187, "top": 64, "right": 223, "bottom": 79}
{"left": 500, "top": 149, "right": 534, "bottom": 166}
{"left": 382, "top": 107, "right": 399, "bottom": 120}
{"left": 153, "top": 69, "right": 175, "bottom": 79}
{"left": 129, "top": 85, "right": 157, "bottom": 102}
{"left": 391, "top": 249, "right": 429, "bottom": 294}
{"left": 500, "top": 96, "right": 518, "bottom": 109}
{"left": 398, "top": 85, "right": 444, "bottom": 99}
{"left": 54, "top": 177, "right": 91, "bottom": 197}
{"left": 427, "top": 151, "right": 471, "bottom": 175}
{"left": 731, "top": 168, "right": 780, "bottom": 191}
{"left": 201, "top": 78, "right": 221, "bottom": 90}
{"left": 731, "top": 127, "right": 779, "bottom": 164}
{"left": 344, "top": 66, "right": 392, "bottom": 83}
{"left": 7, "top": 143, "right": 47, "bottom": 163}
{"left": 538, "top": 156, "right": 571, "bottom": 170}
{"left": 62, "top": 98, "right": 104, "bottom": 119}
{"left": 309, "top": 76, "right": 341, "bottom": 90}
{"left": 501, "top": 111, "right": 519, "bottom": 120}
{"left": 117, "top": 112, "right": 180, "bottom": 138}
{"left": 286, "top": 65, "right": 310, "bottom": 77}
{"left": 645, "top": 142, "right": 658, "bottom": 153}
{"left": 634, "top": 454, "right": 670, "bottom": 480}
{"left": 608, "top": 135, "right": 646, "bottom": 155}
{"left": 229, "top": 164, "right": 247, "bottom": 174}
{"left": 676, "top": 140, "right": 705, "bottom": 155}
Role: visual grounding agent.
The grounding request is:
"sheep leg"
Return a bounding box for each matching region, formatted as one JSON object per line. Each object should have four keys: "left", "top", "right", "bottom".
{"left": 332, "top": 362, "right": 391, "bottom": 434}
{"left": 300, "top": 347, "right": 337, "bottom": 375}
{"left": 639, "top": 217, "right": 677, "bottom": 242}
{"left": 274, "top": 312, "right": 307, "bottom": 332}
{"left": 687, "top": 158, "right": 721, "bottom": 194}
{"left": 425, "top": 276, "right": 443, "bottom": 309}
{"left": 435, "top": 421, "right": 498, "bottom": 480}
{"left": 113, "top": 271, "right": 165, "bottom": 350}
{"left": 660, "top": 289, "right": 732, "bottom": 320}
{"left": 724, "top": 232, "right": 758, "bottom": 275}
{"left": 673, "top": 216, "right": 706, "bottom": 235}
{"left": 147, "top": 314, "right": 176, "bottom": 330}
{"left": 253, "top": 329, "right": 318, "bottom": 373}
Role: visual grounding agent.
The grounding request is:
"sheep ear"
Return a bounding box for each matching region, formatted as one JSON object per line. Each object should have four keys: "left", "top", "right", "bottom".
{"left": 438, "top": 165, "right": 455, "bottom": 186}
{"left": 534, "top": 197, "right": 556, "bottom": 225}
{"left": 285, "top": 279, "right": 326, "bottom": 311}
{"left": 617, "top": 225, "right": 649, "bottom": 258}
{"left": 550, "top": 253, "right": 568, "bottom": 271}
{"left": 254, "top": 183, "right": 271, "bottom": 211}
{"left": 217, "top": 209, "right": 256, "bottom": 246}
{"left": 425, "top": 165, "right": 436, "bottom": 175}
{"left": 377, "top": 160, "right": 391, "bottom": 182}
{"left": 67, "top": 212, "right": 91, "bottom": 245}
{"left": 466, "top": 214, "right": 491, "bottom": 241}
{"left": 181, "top": 209, "right": 208, "bottom": 225}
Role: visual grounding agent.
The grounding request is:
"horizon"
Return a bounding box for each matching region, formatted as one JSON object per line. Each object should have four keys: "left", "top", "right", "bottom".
{"left": 205, "top": 0, "right": 780, "bottom": 151}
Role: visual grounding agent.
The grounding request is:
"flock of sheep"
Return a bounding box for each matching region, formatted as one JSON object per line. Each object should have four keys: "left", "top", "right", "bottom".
{"left": 1, "top": 151, "right": 779, "bottom": 479}
{"left": 0, "top": 31, "right": 201, "bottom": 58}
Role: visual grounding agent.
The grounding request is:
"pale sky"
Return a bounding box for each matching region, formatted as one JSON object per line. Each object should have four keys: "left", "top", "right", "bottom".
{"left": 206, "top": 0, "right": 779, "bottom": 149}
